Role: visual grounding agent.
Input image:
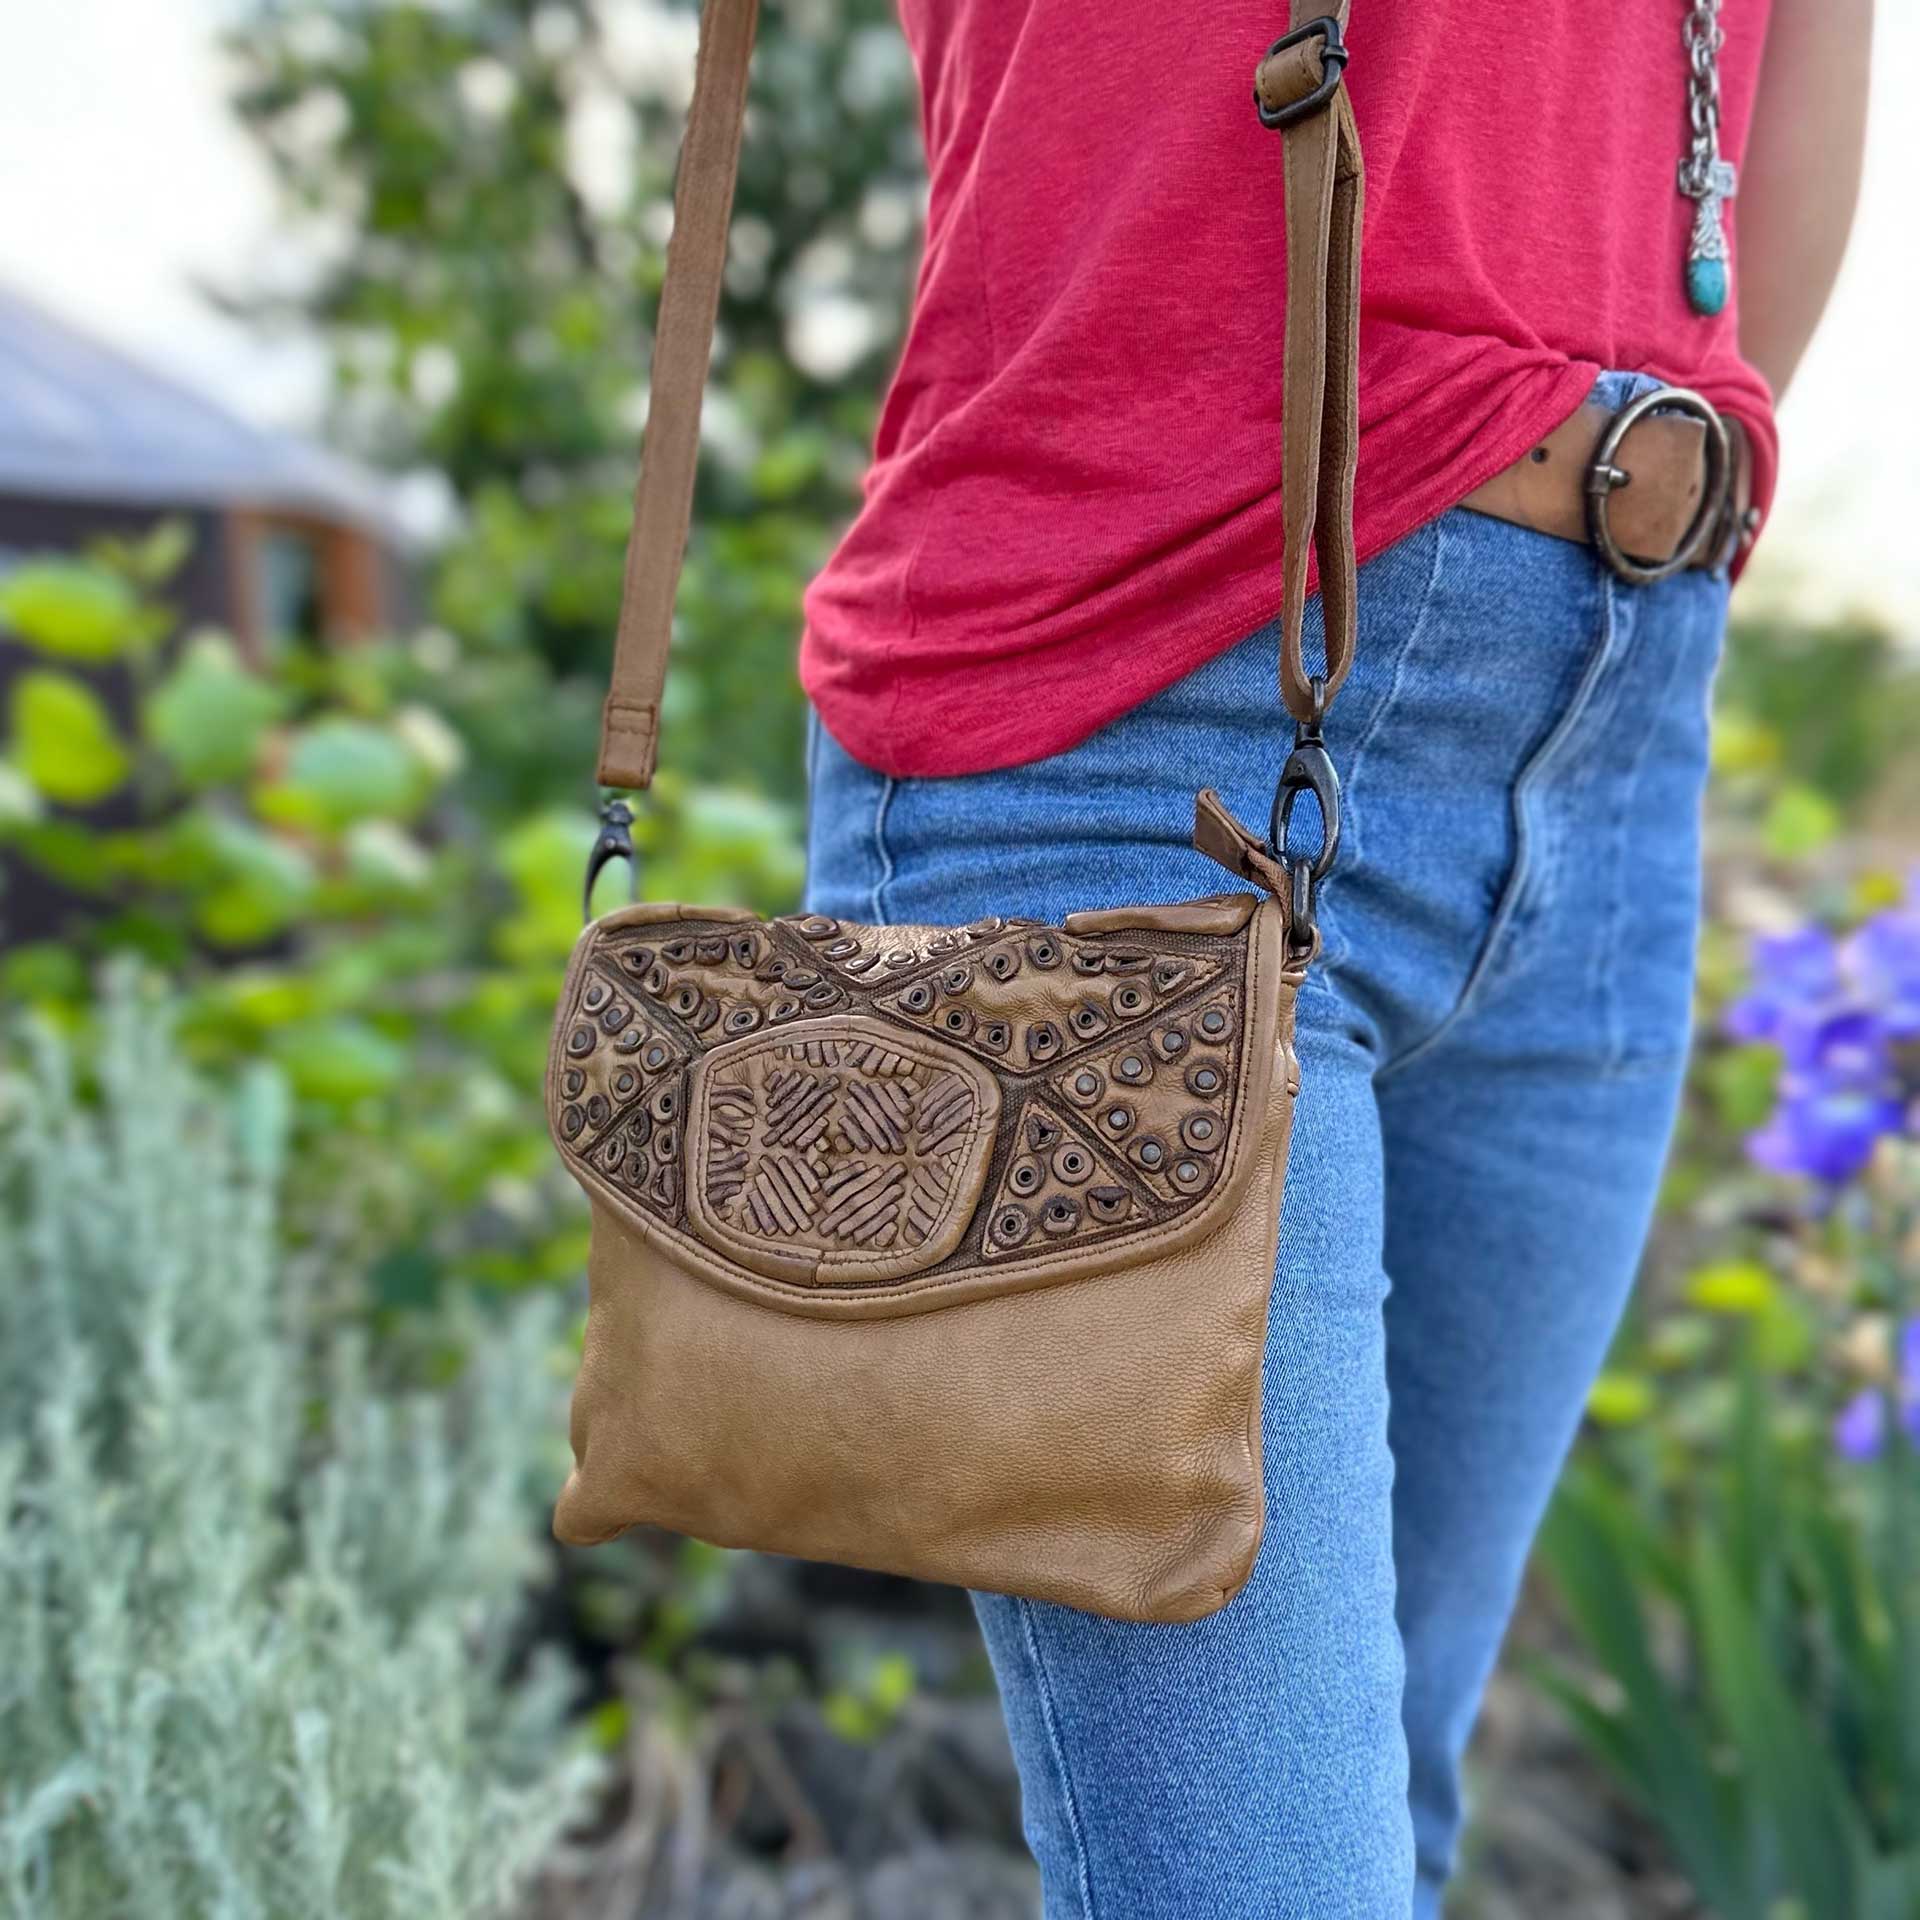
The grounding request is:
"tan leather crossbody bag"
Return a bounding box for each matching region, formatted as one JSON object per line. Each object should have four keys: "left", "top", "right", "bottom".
{"left": 546, "top": 0, "right": 1363, "bottom": 1624}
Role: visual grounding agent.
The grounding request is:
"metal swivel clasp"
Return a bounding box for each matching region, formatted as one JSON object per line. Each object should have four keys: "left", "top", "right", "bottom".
{"left": 1266, "top": 676, "right": 1342, "bottom": 947}
{"left": 583, "top": 797, "right": 639, "bottom": 922}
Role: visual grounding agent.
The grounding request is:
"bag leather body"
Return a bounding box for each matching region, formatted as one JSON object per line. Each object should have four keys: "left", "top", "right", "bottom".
{"left": 545, "top": 0, "right": 1363, "bottom": 1624}
{"left": 550, "top": 895, "right": 1305, "bottom": 1621}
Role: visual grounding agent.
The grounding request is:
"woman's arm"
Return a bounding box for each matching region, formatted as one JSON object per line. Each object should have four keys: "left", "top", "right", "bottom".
{"left": 1736, "top": 0, "right": 1874, "bottom": 400}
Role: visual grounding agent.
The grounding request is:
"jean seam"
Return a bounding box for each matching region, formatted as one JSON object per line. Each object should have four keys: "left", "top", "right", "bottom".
{"left": 1017, "top": 1599, "right": 1099, "bottom": 1920}
{"left": 1325, "top": 516, "right": 1448, "bottom": 976}
{"left": 870, "top": 774, "right": 900, "bottom": 922}
{"left": 1597, "top": 582, "right": 1695, "bottom": 1074}
{"left": 1374, "top": 566, "right": 1618, "bottom": 1085}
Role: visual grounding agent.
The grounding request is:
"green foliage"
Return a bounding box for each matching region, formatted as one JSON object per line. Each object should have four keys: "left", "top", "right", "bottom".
{"left": 1540, "top": 1339, "right": 1920, "bottom": 1920}
{"left": 1, "top": 546, "right": 801, "bottom": 1305}
{"left": 0, "top": 558, "right": 165, "bottom": 662}
{"left": 1717, "top": 611, "right": 1920, "bottom": 816}
{"left": 227, "top": 0, "right": 923, "bottom": 810}
{"left": 143, "top": 635, "right": 287, "bottom": 787}
{"left": 6, "top": 673, "right": 130, "bottom": 806}
{"left": 0, "top": 987, "right": 597, "bottom": 1918}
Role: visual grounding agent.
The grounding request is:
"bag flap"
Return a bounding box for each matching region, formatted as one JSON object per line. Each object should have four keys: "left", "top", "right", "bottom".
{"left": 548, "top": 893, "right": 1290, "bottom": 1319}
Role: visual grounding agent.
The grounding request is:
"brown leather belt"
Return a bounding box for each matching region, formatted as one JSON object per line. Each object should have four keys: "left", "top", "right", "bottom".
{"left": 1460, "top": 385, "right": 1756, "bottom": 584}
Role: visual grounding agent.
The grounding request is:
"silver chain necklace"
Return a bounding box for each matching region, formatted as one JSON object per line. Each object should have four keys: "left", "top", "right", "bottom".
{"left": 1678, "top": 0, "right": 1737, "bottom": 315}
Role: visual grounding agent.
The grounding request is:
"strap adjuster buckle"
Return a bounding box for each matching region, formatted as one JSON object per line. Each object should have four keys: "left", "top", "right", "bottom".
{"left": 1254, "top": 17, "right": 1350, "bottom": 130}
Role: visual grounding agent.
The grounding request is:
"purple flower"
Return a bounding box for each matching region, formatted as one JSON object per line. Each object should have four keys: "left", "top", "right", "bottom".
{"left": 1746, "top": 1000, "right": 1906, "bottom": 1182}
{"left": 1844, "top": 906, "right": 1920, "bottom": 1043}
{"left": 1724, "top": 927, "right": 1841, "bottom": 1043}
{"left": 1834, "top": 1320, "right": 1920, "bottom": 1462}
{"left": 1835, "top": 1387, "right": 1887, "bottom": 1462}
{"left": 1747, "top": 1088, "right": 1905, "bottom": 1183}
{"left": 1899, "top": 1319, "right": 1920, "bottom": 1447}
{"left": 1778, "top": 1001, "right": 1896, "bottom": 1089}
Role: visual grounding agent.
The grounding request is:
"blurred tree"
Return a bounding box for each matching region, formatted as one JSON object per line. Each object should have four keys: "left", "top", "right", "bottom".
{"left": 227, "top": 0, "right": 924, "bottom": 811}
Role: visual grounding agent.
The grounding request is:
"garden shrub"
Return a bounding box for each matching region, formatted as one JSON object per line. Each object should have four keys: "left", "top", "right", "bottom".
{"left": 0, "top": 985, "right": 596, "bottom": 1919}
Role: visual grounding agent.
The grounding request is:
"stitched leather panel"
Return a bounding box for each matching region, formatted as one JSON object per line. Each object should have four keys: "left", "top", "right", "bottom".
{"left": 685, "top": 1015, "right": 1001, "bottom": 1284}
{"left": 547, "top": 893, "right": 1287, "bottom": 1316}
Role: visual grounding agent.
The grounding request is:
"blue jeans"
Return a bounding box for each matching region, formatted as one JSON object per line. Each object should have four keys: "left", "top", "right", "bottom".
{"left": 802, "top": 375, "right": 1730, "bottom": 1916}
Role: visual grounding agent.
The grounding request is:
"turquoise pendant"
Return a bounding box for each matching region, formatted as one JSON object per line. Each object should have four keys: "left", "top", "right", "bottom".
{"left": 1686, "top": 256, "right": 1729, "bottom": 317}
{"left": 1679, "top": 155, "right": 1737, "bottom": 318}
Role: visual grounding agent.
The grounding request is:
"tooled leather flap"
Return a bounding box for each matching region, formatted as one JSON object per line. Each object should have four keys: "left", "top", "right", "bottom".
{"left": 547, "top": 895, "right": 1290, "bottom": 1319}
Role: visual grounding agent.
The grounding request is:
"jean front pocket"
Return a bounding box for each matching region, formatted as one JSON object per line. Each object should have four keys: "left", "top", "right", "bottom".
{"left": 1587, "top": 566, "right": 1729, "bottom": 1074}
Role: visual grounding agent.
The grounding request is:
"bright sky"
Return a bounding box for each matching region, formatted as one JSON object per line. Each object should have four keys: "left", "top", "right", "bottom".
{"left": 2, "top": 0, "right": 1915, "bottom": 627}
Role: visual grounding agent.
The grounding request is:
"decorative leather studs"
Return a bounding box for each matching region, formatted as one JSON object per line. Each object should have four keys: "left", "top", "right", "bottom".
{"left": 559, "top": 912, "right": 1256, "bottom": 1268}
{"left": 1041, "top": 1196, "right": 1080, "bottom": 1236}
{"left": 981, "top": 1101, "right": 1141, "bottom": 1259}
{"left": 992, "top": 1204, "right": 1032, "bottom": 1249}
{"left": 1051, "top": 1142, "right": 1093, "bottom": 1185}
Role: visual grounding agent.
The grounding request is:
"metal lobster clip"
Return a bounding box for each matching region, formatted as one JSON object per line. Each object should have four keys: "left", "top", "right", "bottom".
{"left": 583, "top": 797, "right": 639, "bottom": 922}
{"left": 1266, "top": 675, "right": 1342, "bottom": 947}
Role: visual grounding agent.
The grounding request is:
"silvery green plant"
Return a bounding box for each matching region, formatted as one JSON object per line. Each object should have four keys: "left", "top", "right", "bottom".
{"left": 0, "top": 985, "right": 597, "bottom": 1919}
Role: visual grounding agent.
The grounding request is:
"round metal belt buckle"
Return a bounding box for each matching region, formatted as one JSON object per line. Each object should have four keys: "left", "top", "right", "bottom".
{"left": 1584, "top": 385, "right": 1733, "bottom": 587}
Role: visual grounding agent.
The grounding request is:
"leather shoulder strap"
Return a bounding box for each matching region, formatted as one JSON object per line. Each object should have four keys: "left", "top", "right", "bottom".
{"left": 1256, "top": 3, "right": 1362, "bottom": 725}
{"left": 598, "top": 0, "right": 759, "bottom": 790}
{"left": 599, "top": 0, "right": 1361, "bottom": 789}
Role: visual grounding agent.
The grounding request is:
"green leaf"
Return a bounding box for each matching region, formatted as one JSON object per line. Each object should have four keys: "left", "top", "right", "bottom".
{"left": 1693, "top": 1539, "right": 1871, "bottom": 1920}
{"left": 256, "top": 718, "right": 424, "bottom": 830}
{"left": 1687, "top": 1260, "right": 1777, "bottom": 1316}
{"left": 0, "top": 560, "right": 144, "bottom": 660}
{"left": 1587, "top": 1371, "right": 1657, "bottom": 1425}
{"left": 1537, "top": 1477, "right": 1754, "bottom": 1916}
{"left": 143, "top": 635, "right": 285, "bottom": 786}
{"left": 190, "top": 817, "right": 318, "bottom": 947}
{"left": 270, "top": 1018, "right": 407, "bottom": 1105}
{"left": 1762, "top": 783, "right": 1841, "bottom": 862}
{"left": 8, "top": 671, "right": 131, "bottom": 803}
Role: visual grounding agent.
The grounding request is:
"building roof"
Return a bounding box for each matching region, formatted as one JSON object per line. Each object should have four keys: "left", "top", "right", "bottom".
{"left": 0, "top": 285, "right": 395, "bottom": 534}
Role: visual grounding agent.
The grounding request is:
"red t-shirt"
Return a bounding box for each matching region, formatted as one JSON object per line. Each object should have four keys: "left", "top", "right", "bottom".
{"left": 800, "top": 1, "right": 1778, "bottom": 777}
